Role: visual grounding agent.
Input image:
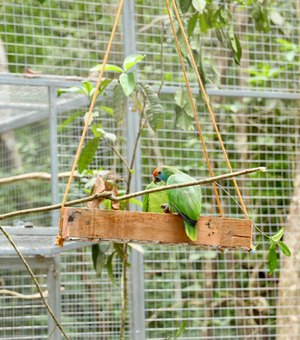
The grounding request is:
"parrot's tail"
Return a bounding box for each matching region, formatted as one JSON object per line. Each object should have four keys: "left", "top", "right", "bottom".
{"left": 183, "top": 221, "right": 197, "bottom": 241}
{"left": 175, "top": 209, "right": 198, "bottom": 241}
{"left": 176, "top": 210, "right": 197, "bottom": 227}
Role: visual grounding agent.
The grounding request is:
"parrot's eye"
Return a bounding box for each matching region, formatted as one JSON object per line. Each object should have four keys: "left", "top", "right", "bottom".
{"left": 158, "top": 171, "right": 161, "bottom": 175}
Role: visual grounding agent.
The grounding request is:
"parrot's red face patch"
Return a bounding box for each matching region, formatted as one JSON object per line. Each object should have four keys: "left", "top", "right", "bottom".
{"left": 152, "top": 168, "right": 162, "bottom": 183}
{"left": 152, "top": 168, "right": 160, "bottom": 177}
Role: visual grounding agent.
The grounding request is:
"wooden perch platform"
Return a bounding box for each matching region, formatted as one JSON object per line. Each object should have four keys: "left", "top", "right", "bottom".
{"left": 61, "top": 208, "right": 252, "bottom": 250}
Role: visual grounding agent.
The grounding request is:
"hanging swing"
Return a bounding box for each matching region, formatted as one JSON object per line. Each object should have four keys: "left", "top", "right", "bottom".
{"left": 56, "top": 0, "right": 263, "bottom": 250}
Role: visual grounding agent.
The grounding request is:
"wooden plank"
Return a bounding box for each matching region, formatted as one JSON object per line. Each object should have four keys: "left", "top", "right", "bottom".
{"left": 62, "top": 208, "right": 252, "bottom": 250}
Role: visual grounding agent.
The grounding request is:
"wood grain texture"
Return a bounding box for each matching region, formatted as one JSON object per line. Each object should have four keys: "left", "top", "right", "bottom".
{"left": 62, "top": 208, "right": 252, "bottom": 250}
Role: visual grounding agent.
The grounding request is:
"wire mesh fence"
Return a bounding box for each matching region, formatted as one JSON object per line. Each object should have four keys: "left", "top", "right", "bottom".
{"left": 0, "top": 0, "right": 299, "bottom": 339}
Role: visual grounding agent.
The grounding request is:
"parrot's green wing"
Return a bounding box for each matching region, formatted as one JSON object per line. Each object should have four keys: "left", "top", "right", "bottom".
{"left": 142, "top": 181, "right": 168, "bottom": 213}
{"left": 167, "top": 173, "right": 202, "bottom": 241}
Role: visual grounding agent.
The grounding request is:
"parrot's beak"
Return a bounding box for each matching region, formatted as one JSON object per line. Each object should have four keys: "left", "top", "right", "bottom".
{"left": 153, "top": 176, "right": 161, "bottom": 183}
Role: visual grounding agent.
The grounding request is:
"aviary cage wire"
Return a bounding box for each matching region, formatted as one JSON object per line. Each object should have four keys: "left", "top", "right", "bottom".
{"left": 0, "top": 0, "right": 299, "bottom": 339}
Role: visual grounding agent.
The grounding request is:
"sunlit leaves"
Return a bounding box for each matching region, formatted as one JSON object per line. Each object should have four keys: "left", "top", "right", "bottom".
{"left": 120, "top": 72, "right": 136, "bottom": 96}
{"left": 268, "top": 244, "right": 278, "bottom": 275}
{"left": 278, "top": 241, "right": 291, "bottom": 257}
{"left": 266, "top": 228, "right": 292, "bottom": 274}
{"left": 122, "top": 54, "right": 145, "bottom": 71}
{"left": 90, "top": 64, "right": 123, "bottom": 73}
{"left": 57, "top": 79, "right": 112, "bottom": 102}
{"left": 192, "top": 0, "right": 206, "bottom": 13}
{"left": 271, "top": 227, "right": 285, "bottom": 243}
{"left": 246, "top": 63, "right": 282, "bottom": 85}
{"left": 91, "top": 53, "right": 145, "bottom": 98}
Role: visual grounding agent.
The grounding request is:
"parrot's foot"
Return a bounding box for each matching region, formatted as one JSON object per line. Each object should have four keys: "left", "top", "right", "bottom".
{"left": 161, "top": 204, "right": 171, "bottom": 214}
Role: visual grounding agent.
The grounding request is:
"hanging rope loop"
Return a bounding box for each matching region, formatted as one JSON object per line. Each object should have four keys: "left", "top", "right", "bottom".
{"left": 56, "top": 0, "right": 125, "bottom": 247}
{"left": 167, "top": 0, "right": 248, "bottom": 217}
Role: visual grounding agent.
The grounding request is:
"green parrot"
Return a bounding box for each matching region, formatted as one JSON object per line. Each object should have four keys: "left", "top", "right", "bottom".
{"left": 152, "top": 166, "right": 202, "bottom": 241}
{"left": 142, "top": 181, "right": 168, "bottom": 213}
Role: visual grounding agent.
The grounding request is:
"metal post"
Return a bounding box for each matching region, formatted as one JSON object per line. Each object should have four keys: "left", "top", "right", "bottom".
{"left": 122, "top": 1, "right": 146, "bottom": 339}
{"left": 47, "top": 256, "right": 62, "bottom": 340}
{"left": 48, "top": 85, "right": 59, "bottom": 227}
{"left": 48, "top": 85, "right": 62, "bottom": 339}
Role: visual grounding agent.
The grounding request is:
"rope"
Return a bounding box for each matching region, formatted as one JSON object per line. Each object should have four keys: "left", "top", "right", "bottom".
{"left": 55, "top": 0, "right": 125, "bottom": 246}
{"left": 170, "top": 0, "right": 248, "bottom": 216}
{"left": 166, "top": 1, "right": 224, "bottom": 216}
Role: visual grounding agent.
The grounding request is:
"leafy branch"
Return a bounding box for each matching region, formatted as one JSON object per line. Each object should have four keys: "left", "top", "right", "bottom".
{"left": 215, "top": 183, "right": 291, "bottom": 274}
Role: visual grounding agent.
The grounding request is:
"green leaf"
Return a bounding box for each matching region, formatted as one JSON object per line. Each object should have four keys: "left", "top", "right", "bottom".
{"left": 120, "top": 72, "right": 136, "bottom": 97}
{"left": 106, "top": 251, "right": 117, "bottom": 286}
{"left": 174, "top": 321, "right": 187, "bottom": 339}
{"left": 91, "top": 123, "right": 103, "bottom": 137}
{"left": 270, "top": 11, "right": 285, "bottom": 27}
{"left": 91, "top": 244, "right": 100, "bottom": 271}
{"left": 57, "top": 111, "right": 83, "bottom": 132}
{"left": 83, "top": 111, "right": 99, "bottom": 125}
{"left": 82, "top": 80, "right": 94, "bottom": 96}
{"left": 78, "top": 137, "right": 100, "bottom": 173}
{"left": 123, "top": 54, "right": 145, "bottom": 71}
{"left": 174, "top": 87, "right": 195, "bottom": 118}
{"left": 130, "top": 90, "right": 144, "bottom": 112}
{"left": 179, "top": 0, "right": 192, "bottom": 13}
{"left": 57, "top": 85, "right": 88, "bottom": 98}
{"left": 97, "top": 78, "right": 113, "bottom": 96}
{"left": 192, "top": 0, "right": 206, "bottom": 13}
{"left": 139, "top": 83, "right": 164, "bottom": 131}
{"left": 91, "top": 244, "right": 108, "bottom": 277}
{"left": 198, "top": 12, "right": 209, "bottom": 33}
{"left": 90, "top": 63, "right": 123, "bottom": 73}
{"left": 113, "top": 243, "right": 125, "bottom": 259}
{"left": 229, "top": 32, "right": 242, "bottom": 65}
{"left": 271, "top": 227, "right": 285, "bottom": 243}
{"left": 252, "top": 5, "right": 270, "bottom": 33}
{"left": 268, "top": 244, "right": 278, "bottom": 274}
{"left": 175, "top": 105, "right": 195, "bottom": 131}
{"left": 99, "top": 106, "right": 113, "bottom": 115}
{"left": 112, "top": 84, "right": 126, "bottom": 124}
{"left": 278, "top": 241, "right": 291, "bottom": 257}
{"left": 97, "top": 128, "right": 117, "bottom": 144}
{"left": 188, "top": 14, "right": 198, "bottom": 37}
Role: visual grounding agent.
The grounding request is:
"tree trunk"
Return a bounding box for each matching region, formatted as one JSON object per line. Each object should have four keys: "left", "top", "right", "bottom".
{"left": 276, "top": 173, "right": 300, "bottom": 339}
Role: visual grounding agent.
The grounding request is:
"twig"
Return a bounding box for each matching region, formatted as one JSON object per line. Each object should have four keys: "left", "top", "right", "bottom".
{"left": 0, "top": 287, "right": 65, "bottom": 299}
{"left": 157, "top": 20, "right": 165, "bottom": 96}
{"left": 126, "top": 115, "right": 147, "bottom": 195}
{"left": 0, "top": 225, "right": 70, "bottom": 340}
{"left": 138, "top": 15, "right": 168, "bottom": 33}
{"left": 0, "top": 172, "right": 81, "bottom": 185}
{"left": 108, "top": 144, "right": 131, "bottom": 173}
{"left": 0, "top": 192, "right": 112, "bottom": 220}
{"left": 0, "top": 167, "right": 265, "bottom": 221}
{"left": 119, "top": 166, "right": 265, "bottom": 202}
{"left": 215, "top": 182, "right": 270, "bottom": 239}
